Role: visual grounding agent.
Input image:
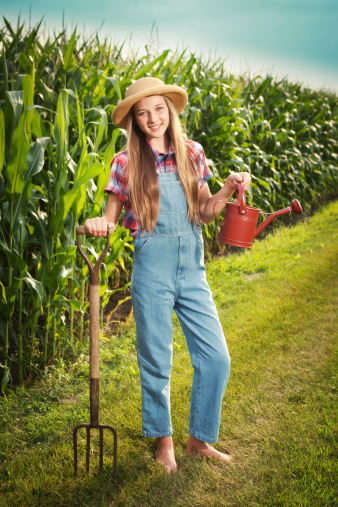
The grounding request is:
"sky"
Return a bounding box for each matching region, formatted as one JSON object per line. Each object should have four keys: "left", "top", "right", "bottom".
{"left": 1, "top": 0, "right": 338, "bottom": 92}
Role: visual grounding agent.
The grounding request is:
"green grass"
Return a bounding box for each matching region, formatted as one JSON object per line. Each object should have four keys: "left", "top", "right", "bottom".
{"left": 0, "top": 201, "right": 337, "bottom": 506}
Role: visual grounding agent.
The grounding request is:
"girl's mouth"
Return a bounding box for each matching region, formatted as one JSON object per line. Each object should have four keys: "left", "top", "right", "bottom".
{"left": 149, "top": 123, "right": 162, "bottom": 131}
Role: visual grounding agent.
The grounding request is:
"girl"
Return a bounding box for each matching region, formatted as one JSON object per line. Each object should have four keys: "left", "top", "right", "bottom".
{"left": 84, "top": 77, "right": 251, "bottom": 473}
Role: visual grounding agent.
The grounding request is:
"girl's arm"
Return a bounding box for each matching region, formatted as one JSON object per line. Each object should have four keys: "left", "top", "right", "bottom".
{"left": 198, "top": 172, "right": 251, "bottom": 224}
{"left": 84, "top": 192, "right": 123, "bottom": 237}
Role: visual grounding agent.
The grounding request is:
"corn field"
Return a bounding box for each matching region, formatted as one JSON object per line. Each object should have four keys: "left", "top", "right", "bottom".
{"left": 0, "top": 18, "right": 337, "bottom": 387}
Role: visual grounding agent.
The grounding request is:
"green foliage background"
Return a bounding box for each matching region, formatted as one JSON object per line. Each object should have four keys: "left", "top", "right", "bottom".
{"left": 0, "top": 19, "right": 337, "bottom": 385}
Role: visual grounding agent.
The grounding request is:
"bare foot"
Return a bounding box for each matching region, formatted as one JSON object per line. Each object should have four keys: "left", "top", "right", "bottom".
{"left": 155, "top": 436, "right": 177, "bottom": 473}
{"left": 186, "top": 436, "right": 235, "bottom": 464}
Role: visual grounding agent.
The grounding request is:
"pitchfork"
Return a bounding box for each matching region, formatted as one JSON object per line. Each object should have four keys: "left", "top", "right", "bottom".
{"left": 73, "top": 225, "right": 117, "bottom": 480}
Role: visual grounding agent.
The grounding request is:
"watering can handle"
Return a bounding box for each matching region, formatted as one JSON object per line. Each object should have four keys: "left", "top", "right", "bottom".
{"left": 212, "top": 180, "right": 247, "bottom": 222}
{"left": 237, "top": 181, "right": 246, "bottom": 214}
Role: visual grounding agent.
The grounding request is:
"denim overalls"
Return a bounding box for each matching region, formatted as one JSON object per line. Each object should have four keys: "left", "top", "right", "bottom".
{"left": 131, "top": 172, "right": 230, "bottom": 443}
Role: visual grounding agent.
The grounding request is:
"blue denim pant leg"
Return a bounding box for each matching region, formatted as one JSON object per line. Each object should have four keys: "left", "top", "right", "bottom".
{"left": 173, "top": 233, "right": 230, "bottom": 443}
{"left": 131, "top": 235, "right": 179, "bottom": 438}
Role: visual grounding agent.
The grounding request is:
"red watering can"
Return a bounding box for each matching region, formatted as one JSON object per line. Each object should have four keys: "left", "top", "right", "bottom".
{"left": 216, "top": 182, "right": 303, "bottom": 248}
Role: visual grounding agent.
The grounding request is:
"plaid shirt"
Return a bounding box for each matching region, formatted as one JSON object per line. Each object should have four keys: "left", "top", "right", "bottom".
{"left": 105, "top": 139, "right": 212, "bottom": 238}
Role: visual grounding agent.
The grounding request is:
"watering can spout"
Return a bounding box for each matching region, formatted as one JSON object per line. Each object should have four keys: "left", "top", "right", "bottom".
{"left": 254, "top": 199, "right": 303, "bottom": 238}
{"left": 217, "top": 181, "right": 303, "bottom": 248}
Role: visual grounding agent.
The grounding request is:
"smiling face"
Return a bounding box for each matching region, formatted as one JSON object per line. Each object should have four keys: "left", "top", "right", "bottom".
{"left": 134, "top": 95, "right": 170, "bottom": 147}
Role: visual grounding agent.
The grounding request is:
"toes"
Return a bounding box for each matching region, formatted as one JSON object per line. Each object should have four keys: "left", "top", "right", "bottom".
{"left": 187, "top": 444, "right": 235, "bottom": 464}
{"left": 155, "top": 450, "right": 177, "bottom": 473}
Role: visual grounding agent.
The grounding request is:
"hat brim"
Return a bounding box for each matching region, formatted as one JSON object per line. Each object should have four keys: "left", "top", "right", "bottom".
{"left": 112, "top": 85, "right": 188, "bottom": 129}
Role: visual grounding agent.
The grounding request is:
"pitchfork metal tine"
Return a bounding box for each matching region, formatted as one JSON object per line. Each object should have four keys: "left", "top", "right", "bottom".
{"left": 73, "top": 424, "right": 117, "bottom": 479}
{"left": 86, "top": 426, "right": 90, "bottom": 473}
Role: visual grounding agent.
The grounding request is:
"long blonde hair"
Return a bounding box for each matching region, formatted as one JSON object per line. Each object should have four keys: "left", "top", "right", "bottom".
{"left": 126, "top": 97, "right": 199, "bottom": 233}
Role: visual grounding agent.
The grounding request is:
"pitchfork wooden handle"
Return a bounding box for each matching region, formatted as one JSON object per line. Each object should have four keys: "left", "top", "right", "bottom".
{"left": 77, "top": 225, "right": 114, "bottom": 236}
{"left": 77, "top": 225, "right": 89, "bottom": 235}
{"left": 76, "top": 226, "right": 111, "bottom": 286}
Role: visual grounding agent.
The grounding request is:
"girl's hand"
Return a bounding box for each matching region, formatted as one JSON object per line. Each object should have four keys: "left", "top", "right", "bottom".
{"left": 84, "top": 216, "right": 116, "bottom": 237}
{"left": 83, "top": 193, "right": 123, "bottom": 237}
{"left": 225, "top": 172, "right": 251, "bottom": 192}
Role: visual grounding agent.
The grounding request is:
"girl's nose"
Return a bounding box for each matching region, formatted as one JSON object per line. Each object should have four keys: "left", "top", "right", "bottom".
{"left": 148, "top": 111, "right": 156, "bottom": 124}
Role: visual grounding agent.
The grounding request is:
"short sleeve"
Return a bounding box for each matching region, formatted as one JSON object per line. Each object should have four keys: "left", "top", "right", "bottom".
{"left": 105, "top": 150, "right": 130, "bottom": 202}
{"left": 185, "top": 140, "right": 212, "bottom": 189}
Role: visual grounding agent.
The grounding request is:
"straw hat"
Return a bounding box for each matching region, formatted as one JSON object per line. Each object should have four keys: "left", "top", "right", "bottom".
{"left": 112, "top": 77, "right": 188, "bottom": 129}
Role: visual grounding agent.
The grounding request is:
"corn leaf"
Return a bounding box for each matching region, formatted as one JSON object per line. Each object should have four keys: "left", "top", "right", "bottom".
{"left": 63, "top": 29, "right": 77, "bottom": 71}
{"left": 5, "top": 111, "right": 30, "bottom": 203}
{"left": 11, "top": 137, "right": 49, "bottom": 235}
{"left": 0, "top": 109, "right": 4, "bottom": 174}
{"left": 1, "top": 366, "right": 10, "bottom": 394}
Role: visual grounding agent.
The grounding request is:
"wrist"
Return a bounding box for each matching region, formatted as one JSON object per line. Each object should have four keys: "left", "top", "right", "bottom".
{"left": 222, "top": 179, "right": 237, "bottom": 197}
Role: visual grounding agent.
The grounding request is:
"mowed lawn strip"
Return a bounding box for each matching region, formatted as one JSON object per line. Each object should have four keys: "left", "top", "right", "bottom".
{"left": 0, "top": 200, "right": 337, "bottom": 507}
